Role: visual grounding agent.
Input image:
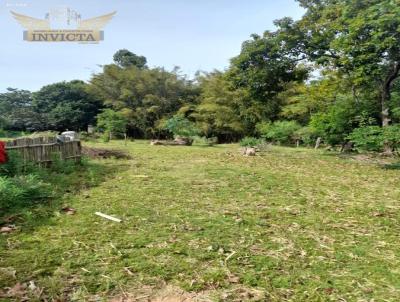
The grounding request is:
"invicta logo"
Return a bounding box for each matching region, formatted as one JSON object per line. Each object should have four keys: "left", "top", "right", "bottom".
{"left": 11, "top": 7, "right": 116, "bottom": 43}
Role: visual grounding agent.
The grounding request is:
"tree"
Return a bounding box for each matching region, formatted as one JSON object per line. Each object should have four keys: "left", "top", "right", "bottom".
{"left": 191, "top": 71, "right": 245, "bottom": 142}
{"left": 291, "top": 0, "right": 400, "bottom": 127}
{"left": 164, "top": 115, "right": 199, "bottom": 139}
{"left": 113, "top": 49, "right": 147, "bottom": 69}
{"left": 0, "top": 88, "right": 41, "bottom": 131}
{"left": 33, "top": 80, "right": 102, "bottom": 131}
{"left": 96, "top": 109, "right": 128, "bottom": 140}
{"left": 228, "top": 30, "right": 309, "bottom": 126}
{"left": 88, "top": 64, "right": 199, "bottom": 138}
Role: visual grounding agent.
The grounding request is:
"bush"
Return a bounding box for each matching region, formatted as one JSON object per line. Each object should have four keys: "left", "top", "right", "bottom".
{"left": 293, "top": 127, "right": 318, "bottom": 146}
{"left": 257, "top": 121, "right": 301, "bottom": 145}
{"left": 382, "top": 125, "right": 400, "bottom": 150}
{"left": 0, "top": 175, "right": 51, "bottom": 210}
{"left": 164, "top": 116, "right": 200, "bottom": 139}
{"left": 96, "top": 109, "right": 128, "bottom": 141}
{"left": 309, "top": 95, "right": 362, "bottom": 145}
{"left": 348, "top": 125, "right": 400, "bottom": 152}
{"left": 0, "top": 151, "right": 24, "bottom": 177}
{"left": 240, "top": 137, "right": 262, "bottom": 147}
{"left": 348, "top": 126, "right": 383, "bottom": 152}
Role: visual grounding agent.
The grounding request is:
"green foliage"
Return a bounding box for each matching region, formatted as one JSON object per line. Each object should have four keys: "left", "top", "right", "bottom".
{"left": 239, "top": 137, "right": 262, "bottom": 147}
{"left": 0, "top": 88, "right": 40, "bottom": 131}
{"left": 192, "top": 71, "right": 245, "bottom": 141}
{"left": 257, "top": 120, "right": 301, "bottom": 145}
{"left": 0, "top": 175, "right": 51, "bottom": 210}
{"left": 0, "top": 147, "right": 87, "bottom": 214}
{"left": 383, "top": 125, "right": 400, "bottom": 150}
{"left": 349, "top": 125, "right": 400, "bottom": 152}
{"left": 33, "top": 80, "right": 102, "bottom": 131}
{"left": 96, "top": 109, "right": 128, "bottom": 140}
{"left": 228, "top": 31, "right": 309, "bottom": 122}
{"left": 50, "top": 153, "right": 81, "bottom": 174}
{"left": 0, "top": 129, "right": 25, "bottom": 138}
{"left": 293, "top": 126, "right": 318, "bottom": 146}
{"left": 309, "top": 95, "right": 359, "bottom": 145}
{"left": 164, "top": 115, "right": 200, "bottom": 138}
{"left": 0, "top": 151, "right": 24, "bottom": 177}
{"left": 89, "top": 64, "right": 199, "bottom": 138}
{"left": 5, "top": 1, "right": 400, "bottom": 146}
{"left": 113, "top": 49, "right": 147, "bottom": 69}
{"left": 290, "top": 0, "right": 400, "bottom": 126}
{"left": 348, "top": 126, "right": 384, "bottom": 152}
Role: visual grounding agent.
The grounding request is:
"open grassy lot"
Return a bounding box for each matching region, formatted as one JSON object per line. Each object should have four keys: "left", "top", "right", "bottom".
{"left": 1, "top": 141, "right": 400, "bottom": 301}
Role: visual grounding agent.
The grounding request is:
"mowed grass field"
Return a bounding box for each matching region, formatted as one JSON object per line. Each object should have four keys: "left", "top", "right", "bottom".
{"left": 1, "top": 141, "right": 400, "bottom": 301}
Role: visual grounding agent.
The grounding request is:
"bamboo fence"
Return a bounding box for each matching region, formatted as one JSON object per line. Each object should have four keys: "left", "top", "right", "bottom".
{"left": 5, "top": 136, "right": 81, "bottom": 164}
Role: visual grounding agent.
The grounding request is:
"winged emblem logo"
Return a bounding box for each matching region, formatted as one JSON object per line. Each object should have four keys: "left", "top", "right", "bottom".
{"left": 11, "top": 8, "right": 116, "bottom": 43}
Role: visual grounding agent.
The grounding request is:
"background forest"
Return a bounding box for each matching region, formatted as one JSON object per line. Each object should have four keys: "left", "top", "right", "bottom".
{"left": 2, "top": 0, "right": 400, "bottom": 152}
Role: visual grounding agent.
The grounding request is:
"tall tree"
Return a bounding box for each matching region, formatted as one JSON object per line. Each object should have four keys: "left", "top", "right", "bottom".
{"left": 113, "top": 49, "right": 147, "bottom": 69}
{"left": 290, "top": 0, "right": 400, "bottom": 127}
{"left": 192, "top": 71, "right": 245, "bottom": 141}
{"left": 0, "top": 88, "right": 41, "bottom": 131}
{"left": 228, "top": 30, "right": 309, "bottom": 127}
{"left": 33, "top": 80, "right": 102, "bottom": 131}
{"left": 89, "top": 64, "right": 199, "bottom": 138}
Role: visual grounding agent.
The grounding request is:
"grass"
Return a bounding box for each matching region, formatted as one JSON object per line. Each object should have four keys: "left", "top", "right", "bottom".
{"left": 1, "top": 140, "right": 400, "bottom": 301}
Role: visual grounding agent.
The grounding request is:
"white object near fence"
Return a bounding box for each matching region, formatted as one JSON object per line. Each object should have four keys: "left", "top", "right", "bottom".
{"left": 62, "top": 131, "right": 79, "bottom": 141}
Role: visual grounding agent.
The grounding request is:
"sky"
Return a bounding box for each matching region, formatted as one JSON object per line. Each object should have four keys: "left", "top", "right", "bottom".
{"left": 0, "top": 0, "right": 304, "bottom": 92}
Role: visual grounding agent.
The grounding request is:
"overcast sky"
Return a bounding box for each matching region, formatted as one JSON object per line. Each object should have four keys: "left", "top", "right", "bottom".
{"left": 0, "top": 0, "right": 304, "bottom": 92}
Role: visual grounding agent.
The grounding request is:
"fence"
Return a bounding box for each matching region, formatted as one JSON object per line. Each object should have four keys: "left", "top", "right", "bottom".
{"left": 5, "top": 136, "right": 82, "bottom": 164}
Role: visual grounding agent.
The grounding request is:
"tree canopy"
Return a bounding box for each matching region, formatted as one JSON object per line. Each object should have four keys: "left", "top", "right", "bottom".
{"left": 4, "top": 2, "right": 400, "bottom": 151}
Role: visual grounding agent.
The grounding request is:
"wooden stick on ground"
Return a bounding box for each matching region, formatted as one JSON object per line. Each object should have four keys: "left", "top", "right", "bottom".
{"left": 95, "top": 212, "right": 122, "bottom": 223}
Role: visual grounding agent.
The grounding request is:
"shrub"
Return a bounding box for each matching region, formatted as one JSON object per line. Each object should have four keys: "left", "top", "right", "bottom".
{"left": 382, "top": 125, "right": 400, "bottom": 150}
{"left": 348, "top": 125, "right": 400, "bottom": 152}
{"left": 0, "top": 151, "right": 24, "bottom": 177}
{"left": 50, "top": 153, "right": 80, "bottom": 174}
{"left": 0, "top": 175, "right": 51, "bottom": 210}
{"left": 240, "top": 137, "right": 262, "bottom": 147}
{"left": 348, "top": 126, "right": 383, "bottom": 152}
{"left": 96, "top": 109, "right": 128, "bottom": 141}
{"left": 257, "top": 121, "right": 301, "bottom": 145}
{"left": 293, "top": 127, "right": 318, "bottom": 146}
{"left": 164, "top": 116, "right": 200, "bottom": 138}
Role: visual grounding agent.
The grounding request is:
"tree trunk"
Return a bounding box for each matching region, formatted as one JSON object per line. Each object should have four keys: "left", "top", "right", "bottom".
{"left": 380, "top": 62, "right": 400, "bottom": 153}
{"left": 381, "top": 86, "right": 391, "bottom": 127}
{"left": 381, "top": 62, "right": 400, "bottom": 127}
